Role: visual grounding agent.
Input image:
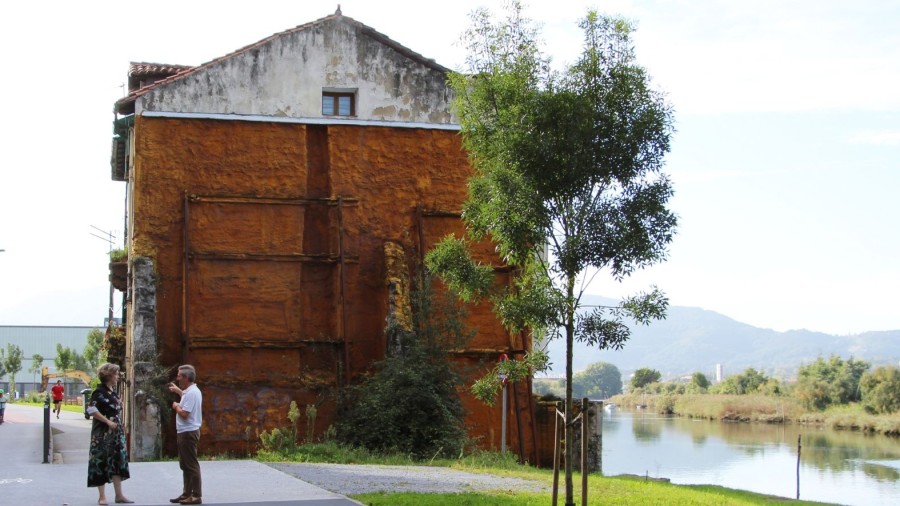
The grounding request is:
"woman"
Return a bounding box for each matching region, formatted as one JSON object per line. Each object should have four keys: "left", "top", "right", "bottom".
{"left": 86, "top": 362, "right": 133, "bottom": 505}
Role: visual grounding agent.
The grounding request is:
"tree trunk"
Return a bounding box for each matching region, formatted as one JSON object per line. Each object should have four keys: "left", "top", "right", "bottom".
{"left": 564, "top": 281, "right": 576, "bottom": 506}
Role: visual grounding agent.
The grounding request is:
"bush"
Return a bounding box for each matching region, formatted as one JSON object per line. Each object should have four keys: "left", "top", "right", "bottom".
{"left": 795, "top": 356, "right": 869, "bottom": 411}
{"left": 25, "top": 391, "right": 45, "bottom": 403}
{"left": 335, "top": 271, "right": 471, "bottom": 460}
{"left": 861, "top": 366, "right": 900, "bottom": 414}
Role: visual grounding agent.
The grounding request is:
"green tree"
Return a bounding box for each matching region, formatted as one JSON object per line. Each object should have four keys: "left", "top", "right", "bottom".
{"left": 630, "top": 368, "right": 662, "bottom": 390}
{"left": 2, "top": 343, "right": 24, "bottom": 397}
{"left": 860, "top": 366, "right": 900, "bottom": 414}
{"left": 573, "top": 362, "right": 622, "bottom": 399}
{"left": 28, "top": 353, "right": 44, "bottom": 392}
{"left": 28, "top": 353, "right": 44, "bottom": 375}
{"left": 533, "top": 378, "right": 566, "bottom": 399}
{"left": 83, "top": 328, "right": 106, "bottom": 373}
{"left": 54, "top": 343, "right": 80, "bottom": 395}
{"left": 794, "top": 356, "right": 869, "bottom": 410}
{"left": 54, "top": 343, "right": 75, "bottom": 372}
{"left": 427, "top": 5, "right": 675, "bottom": 501}
{"left": 691, "top": 372, "right": 710, "bottom": 390}
{"left": 714, "top": 368, "right": 769, "bottom": 395}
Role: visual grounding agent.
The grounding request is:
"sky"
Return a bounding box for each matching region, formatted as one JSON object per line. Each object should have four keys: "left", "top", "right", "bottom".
{"left": 0, "top": 0, "right": 897, "bottom": 335}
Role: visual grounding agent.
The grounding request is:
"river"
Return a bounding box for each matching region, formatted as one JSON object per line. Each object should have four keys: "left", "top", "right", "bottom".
{"left": 601, "top": 409, "right": 900, "bottom": 506}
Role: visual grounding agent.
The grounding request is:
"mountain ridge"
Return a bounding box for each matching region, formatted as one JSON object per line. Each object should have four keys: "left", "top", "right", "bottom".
{"left": 541, "top": 295, "right": 900, "bottom": 379}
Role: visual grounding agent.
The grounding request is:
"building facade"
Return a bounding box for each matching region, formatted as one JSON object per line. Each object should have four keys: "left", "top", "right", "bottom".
{"left": 111, "top": 9, "right": 539, "bottom": 463}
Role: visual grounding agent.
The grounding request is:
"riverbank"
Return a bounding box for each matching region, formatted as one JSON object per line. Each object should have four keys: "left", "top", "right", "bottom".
{"left": 609, "top": 393, "right": 900, "bottom": 436}
{"left": 258, "top": 443, "right": 834, "bottom": 505}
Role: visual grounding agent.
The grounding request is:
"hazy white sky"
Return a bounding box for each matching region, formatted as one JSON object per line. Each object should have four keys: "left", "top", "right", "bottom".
{"left": 0, "top": 1, "right": 897, "bottom": 335}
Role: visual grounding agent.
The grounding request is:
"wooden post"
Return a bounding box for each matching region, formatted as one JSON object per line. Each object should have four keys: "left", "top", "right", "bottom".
{"left": 552, "top": 403, "right": 561, "bottom": 506}
{"left": 501, "top": 383, "right": 507, "bottom": 453}
{"left": 796, "top": 434, "right": 801, "bottom": 500}
{"left": 598, "top": 400, "right": 603, "bottom": 476}
{"left": 581, "top": 398, "right": 588, "bottom": 506}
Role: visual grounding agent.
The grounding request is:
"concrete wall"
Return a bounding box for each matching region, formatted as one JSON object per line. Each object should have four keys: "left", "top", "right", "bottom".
{"left": 137, "top": 15, "right": 453, "bottom": 125}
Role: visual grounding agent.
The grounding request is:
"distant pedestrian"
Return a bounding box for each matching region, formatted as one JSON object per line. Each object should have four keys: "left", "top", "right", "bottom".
{"left": 0, "top": 389, "right": 7, "bottom": 424}
{"left": 51, "top": 380, "right": 65, "bottom": 418}
{"left": 168, "top": 364, "right": 203, "bottom": 505}
{"left": 86, "top": 363, "right": 133, "bottom": 505}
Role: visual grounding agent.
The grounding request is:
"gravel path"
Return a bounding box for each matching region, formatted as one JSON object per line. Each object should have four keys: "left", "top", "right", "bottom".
{"left": 267, "top": 462, "right": 550, "bottom": 496}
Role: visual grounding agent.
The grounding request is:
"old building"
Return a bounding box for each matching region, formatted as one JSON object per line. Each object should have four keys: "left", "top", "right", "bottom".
{"left": 110, "top": 9, "right": 540, "bottom": 463}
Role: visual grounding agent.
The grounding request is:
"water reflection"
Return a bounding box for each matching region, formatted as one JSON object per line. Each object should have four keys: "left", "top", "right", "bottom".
{"left": 631, "top": 411, "right": 662, "bottom": 442}
{"left": 602, "top": 411, "right": 900, "bottom": 506}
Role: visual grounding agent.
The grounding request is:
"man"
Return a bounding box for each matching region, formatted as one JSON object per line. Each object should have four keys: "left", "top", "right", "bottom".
{"left": 51, "top": 380, "right": 65, "bottom": 418}
{"left": 0, "top": 389, "right": 7, "bottom": 424}
{"left": 168, "top": 365, "right": 203, "bottom": 505}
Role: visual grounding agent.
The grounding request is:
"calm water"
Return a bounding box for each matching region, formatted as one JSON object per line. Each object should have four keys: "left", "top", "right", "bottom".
{"left": 601, "top": 410, "right": 900, "bottom": 506}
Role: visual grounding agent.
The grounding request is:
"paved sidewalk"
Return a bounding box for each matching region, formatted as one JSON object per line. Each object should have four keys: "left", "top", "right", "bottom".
{"left": 0, "top": 403, "right": 362, "bottom": 505}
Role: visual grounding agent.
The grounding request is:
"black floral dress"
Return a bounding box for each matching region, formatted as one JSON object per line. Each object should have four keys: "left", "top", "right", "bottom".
{"left": 87, "top": 384, "right": 130, "bottom": 487}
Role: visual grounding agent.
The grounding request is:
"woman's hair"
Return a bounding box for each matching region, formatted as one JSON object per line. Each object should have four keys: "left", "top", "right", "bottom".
{"left": 97, "top": 363, "right": 121, "bottom": 384}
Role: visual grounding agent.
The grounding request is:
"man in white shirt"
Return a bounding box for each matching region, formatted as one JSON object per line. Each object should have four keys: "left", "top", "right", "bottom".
{"left": 168, "top": 365, "right": 203, "bottom": 505}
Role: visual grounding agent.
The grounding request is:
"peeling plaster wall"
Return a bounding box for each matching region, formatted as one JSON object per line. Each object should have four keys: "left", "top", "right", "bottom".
{"left": 129, "top": 256, "right": 160, "bottom": 460}
{"left": 138, "top": 17, "right": 453, "bottom": 124}
{"left": 129, "top": 116, "right": 537, "bottom": 461}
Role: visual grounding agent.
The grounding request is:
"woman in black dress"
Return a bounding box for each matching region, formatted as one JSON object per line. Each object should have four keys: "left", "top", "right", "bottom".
{"left": 86, "top": 362, "right": 133, "bottom": 505}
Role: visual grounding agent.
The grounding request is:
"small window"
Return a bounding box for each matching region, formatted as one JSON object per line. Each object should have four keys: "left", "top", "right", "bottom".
{"left": 322, "top": 92, "right": 355, "bottom": 116}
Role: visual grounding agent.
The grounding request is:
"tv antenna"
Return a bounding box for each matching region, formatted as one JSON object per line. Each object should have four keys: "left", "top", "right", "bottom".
{"left": 90, "top": 225, "right": 116, "bottom": 252}
{"left": 90, "top": 225, "right": 118, "bottom": 325}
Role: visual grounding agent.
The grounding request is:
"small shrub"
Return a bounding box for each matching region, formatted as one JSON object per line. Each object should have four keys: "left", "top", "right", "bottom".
{"left": 25, "top": 391, "right": 45, "bottom": 403}
{"left": 109, "top": 247, "right": 128, "bottom": 262}
{"left": 258, "top": 401, "right": 301, "bottom": 454}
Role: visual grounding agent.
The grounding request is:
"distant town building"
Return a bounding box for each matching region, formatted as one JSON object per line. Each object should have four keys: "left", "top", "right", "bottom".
{"left": 715, "top": 363, "right": 723, "bottom": 382}
{"left": 0, "top": 325, "right": 99, "bottom": 396}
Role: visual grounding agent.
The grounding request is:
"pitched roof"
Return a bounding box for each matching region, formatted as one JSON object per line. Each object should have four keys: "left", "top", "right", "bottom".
{"left": 114, "top": 9, "right": 451, "bottom": 115}
{"left": 127, "top": 62, "right": 195, "bottom": 92}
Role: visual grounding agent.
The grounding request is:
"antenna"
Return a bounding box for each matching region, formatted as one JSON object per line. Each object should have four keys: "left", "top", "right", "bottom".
{"left": 89, "top": 225, "right": 116, "bottom": 252}
{"left": 90, "top": 225, "right": 118, "bottom": 326}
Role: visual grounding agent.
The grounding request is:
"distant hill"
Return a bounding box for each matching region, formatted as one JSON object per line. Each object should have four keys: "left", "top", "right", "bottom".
{"left": 540, "top": 295, "right": 900, "bottom": 380}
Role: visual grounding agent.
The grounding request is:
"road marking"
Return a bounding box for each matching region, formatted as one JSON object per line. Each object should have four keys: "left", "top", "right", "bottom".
{"left": 0, "top": 478, "right": 33, "bottom": 485}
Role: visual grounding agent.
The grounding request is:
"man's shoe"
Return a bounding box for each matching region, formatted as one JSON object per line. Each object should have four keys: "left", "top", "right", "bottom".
{"left": 169, "top": 495, "right": 187, "bottom": 504}
{"left": 180, "top": 497, "right": 202, "bottom": 505}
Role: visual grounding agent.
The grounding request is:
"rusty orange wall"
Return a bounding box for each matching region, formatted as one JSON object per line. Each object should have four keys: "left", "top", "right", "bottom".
{"left": 132, "top": 116, "right": 536, "bottom": 460}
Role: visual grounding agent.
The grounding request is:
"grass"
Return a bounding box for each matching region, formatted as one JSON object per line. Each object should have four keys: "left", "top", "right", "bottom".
{"left": 351, "top": 472, "right": 833, "bottom": 505}
{"left": 13, "top": 400, "right": 85, "bottom": 414}
{"left": 261, "top": 443, "right": 834, "bottom": 505}
{"left": 797, "top": 404, "right": 900, "bottom": 435}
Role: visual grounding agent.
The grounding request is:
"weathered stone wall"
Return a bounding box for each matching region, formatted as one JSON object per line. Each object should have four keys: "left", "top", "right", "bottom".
{"left": 129, "top": 256, "right": 160, "bottom": 461}
{"left": 130, "top": 115, "right": 537, "bottom": 460}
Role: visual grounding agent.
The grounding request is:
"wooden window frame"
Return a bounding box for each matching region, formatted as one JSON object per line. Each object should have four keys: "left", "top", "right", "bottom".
{"left": 322, "top": 92, "right": 356, "bottom": 117}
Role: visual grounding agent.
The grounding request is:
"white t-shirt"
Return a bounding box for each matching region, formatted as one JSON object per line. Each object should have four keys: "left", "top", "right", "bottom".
{"left": 176, "top": 383, "right": 202, "bottom": 433}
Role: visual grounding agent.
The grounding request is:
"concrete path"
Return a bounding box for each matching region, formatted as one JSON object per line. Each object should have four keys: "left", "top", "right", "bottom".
{"left": 0, "top": 403, "right": 362, "bottom": 505}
